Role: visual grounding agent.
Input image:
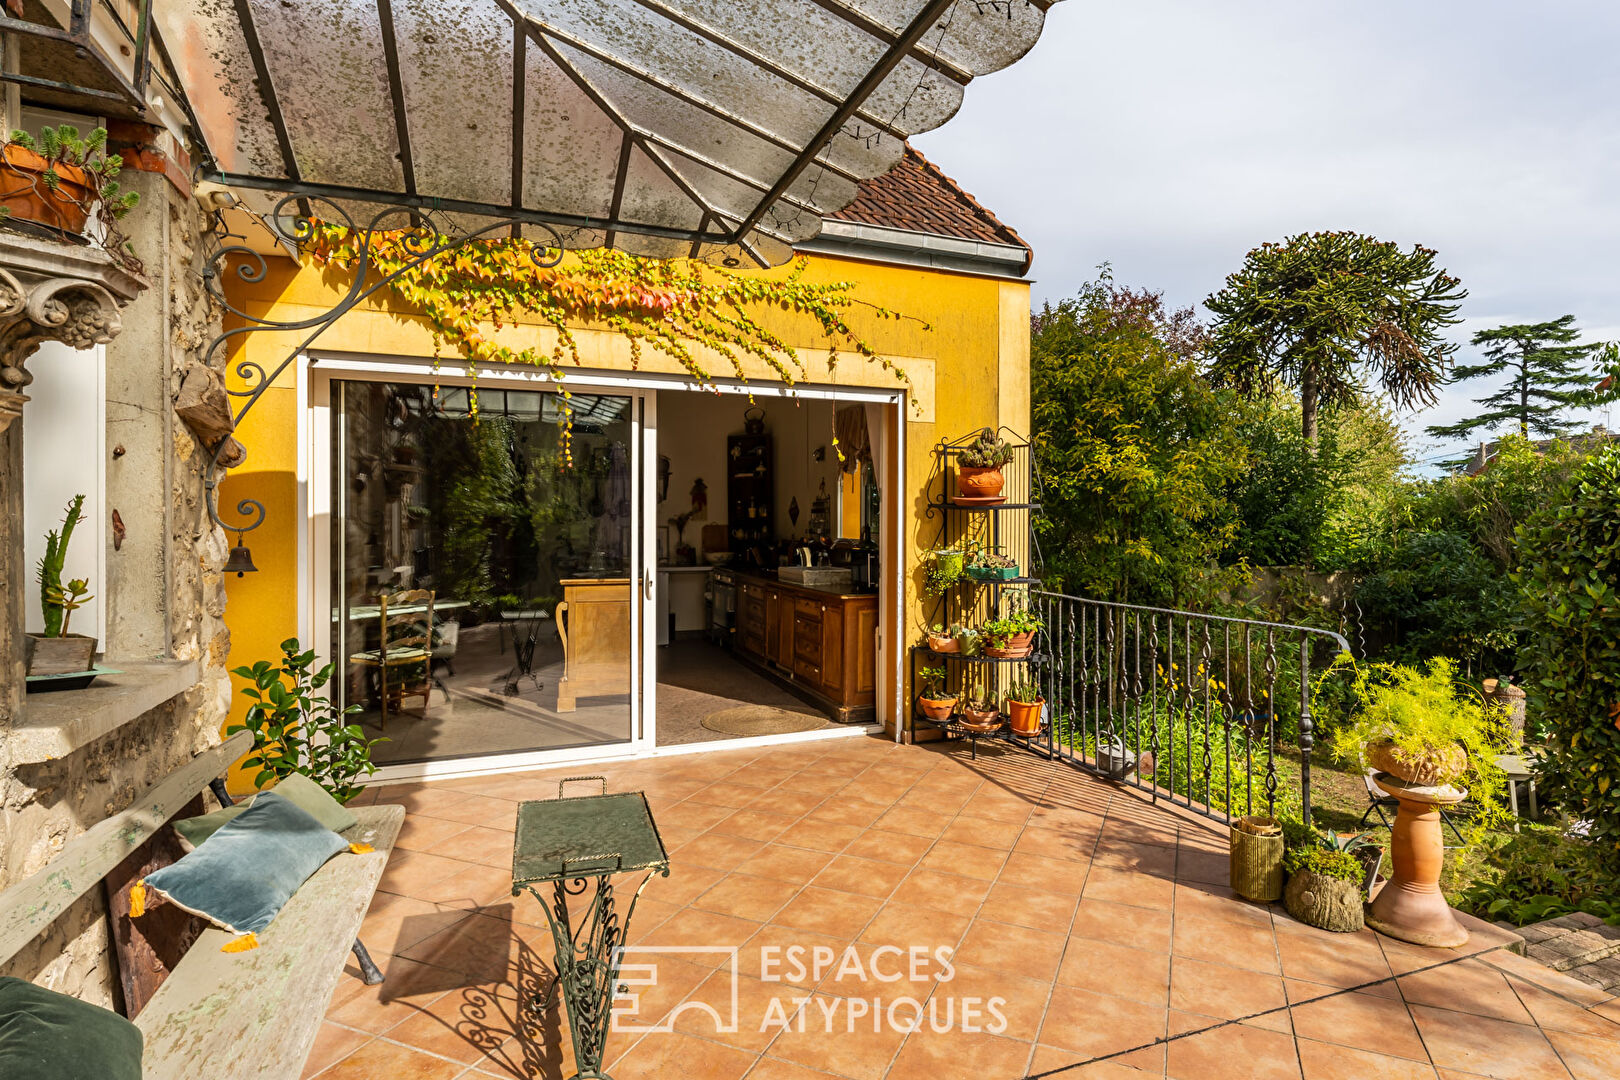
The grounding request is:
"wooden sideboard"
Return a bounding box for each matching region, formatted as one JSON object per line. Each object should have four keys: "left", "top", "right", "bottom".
{"left": 555, "top": 577, "right": 631, "bottom": 712}
{"left": 734, "top": 571, "right": 877, "bottom": 721}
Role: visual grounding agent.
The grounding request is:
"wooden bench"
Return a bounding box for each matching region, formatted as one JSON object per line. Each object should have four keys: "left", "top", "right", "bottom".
{"left": 0, "top": 730, "right": 405, "bottom": 1079}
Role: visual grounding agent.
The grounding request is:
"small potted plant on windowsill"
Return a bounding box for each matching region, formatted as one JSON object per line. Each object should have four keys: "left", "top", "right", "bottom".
{"left": 1004, "top": 680, "right": 1044, "bottom": 737}
{"left": 3, "top": 126, "right": 140, "bottom": 253}
{"left": 916, "top": 666, "right": 957, "bottom": 722}
{"left": 25, "top": 494, "right": 97, "bottom": 676}
{"left": 953, "top": 429, "right": 1014, "bottom": 503}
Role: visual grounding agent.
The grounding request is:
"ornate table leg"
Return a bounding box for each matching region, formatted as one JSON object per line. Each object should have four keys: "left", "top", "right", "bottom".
{"left": 1365, "top": 778, "right": 1469, "bottom": 948}
{"left": 524, "top": 870, "right": 657, "bottom": 1080}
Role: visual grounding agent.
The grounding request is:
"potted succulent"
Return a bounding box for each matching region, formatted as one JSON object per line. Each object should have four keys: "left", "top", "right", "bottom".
{"left": 1282, "top": 832, "right": 1367, "bottom": 933}
{"left": 1004, "top": 680, "right": 1044, "bottom": 737}
{"left": 953, "top": 625, "right": 982, "bottom": 657}
{"left": 960, "top": 696, "right": 1001, "bottom": 731}
{"left": 916, "top": 666, "right": 957, "bottom": 722}
{"left": 3, "top": 125, "right": 139, "bottom": 239}
{"left": 954, "top": 429, "right": 1014, "bottom": 502}
{"left": 965, "top": 546, "right": 1019, "bottom": 582}
{"left": 25, "top": 495, "right": 97, "bottom": 676}
{"left": 925, "top": 623, "right": 958, "bottom": 654}
{"left": 925, "top": 547, "right": 965, "bottom": 595}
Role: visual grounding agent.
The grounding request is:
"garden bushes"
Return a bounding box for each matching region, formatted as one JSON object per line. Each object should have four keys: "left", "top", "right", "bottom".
{"left": 1517, "top": 445, "right": 1620, "bottom": 865}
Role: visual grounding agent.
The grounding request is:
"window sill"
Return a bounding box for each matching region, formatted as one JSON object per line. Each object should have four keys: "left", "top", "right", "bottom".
{"left": 12, "top": 658, "right": 201, "bottom": 764}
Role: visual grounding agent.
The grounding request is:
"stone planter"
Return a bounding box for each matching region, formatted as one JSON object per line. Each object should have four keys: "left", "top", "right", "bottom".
{"left": 24, "top": 632, "right": 97, "bottom": 676}
{"left": 1229, "top": 815, "right": 1284, "bottom": 902}
{"left": 1366, "top": 738, "right": 1466, "bottom": 787}
{"left": 1284, "top": 869, "right": 1365, "bottom": 933}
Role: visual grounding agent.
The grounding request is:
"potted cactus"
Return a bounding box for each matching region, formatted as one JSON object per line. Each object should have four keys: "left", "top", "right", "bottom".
{"left": 925, "top": 623, "right": 959, "bottom": 654}
{"left": 954, "top": 429, "right": 1014, "bottom": 502}
{"left": 1004, "top": 680, "right": 1045, "bottom": 737}
{"left": 26, "top": 494, "right": 97, "bottom": 676}
{"left": 965, "top": 546, "right": 1020, "bottom": 582}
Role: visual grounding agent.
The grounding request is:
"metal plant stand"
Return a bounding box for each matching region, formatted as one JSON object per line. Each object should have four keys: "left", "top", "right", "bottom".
{"left": 512, "top": 778, "right": 670, "bottom": 1080}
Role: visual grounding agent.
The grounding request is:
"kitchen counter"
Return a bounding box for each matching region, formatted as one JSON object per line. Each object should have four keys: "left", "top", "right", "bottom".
{"left": 734, "top": 568, "right": 876, "bottom": 600}
{"left": 733, "top": 572, "right": 878, "bottom": 721}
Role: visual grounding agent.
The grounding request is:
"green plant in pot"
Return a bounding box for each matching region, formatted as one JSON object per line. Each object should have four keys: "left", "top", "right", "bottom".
{"left": 925, "top": 622, "right": 958, "bottom": 653}
{"left": 953, "top": 625, "right": 982, "bottom": 657}
{"left": 3, "top": 126, "right": 140, "bottom": 257}
{"left": 965, "top": 545, "right": 1019, "bottom": 582}
{"left": 955, "top": 429, "right": 1014, "bottom": 502}
{"left": 1282, "top": 834, "right": 1367, "bottom": 933}
{"left": 1004, "top": 679, "right": 1044, "bottom": 737}
{"left": 916, "top": 666, "right": 957, "bottom": 722}
{"left": 982, "top": 607, "right": 1042, "bottom": 658}
{"left": 925, "top": 548, "right": 965, "bottom": 595}
{"left": 228, "top": 638, "right": 387, "bottom": 803}
{"left": 960, "top": 695, "right": 1001, "bottom": 731}
{"left": 26, "top": 494, "right": 98, "bottom": 676}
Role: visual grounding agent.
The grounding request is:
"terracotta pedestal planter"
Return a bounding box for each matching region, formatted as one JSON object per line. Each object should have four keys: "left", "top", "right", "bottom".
{"left": 1364, "top": 772, "right": 1469, "bottom": 947}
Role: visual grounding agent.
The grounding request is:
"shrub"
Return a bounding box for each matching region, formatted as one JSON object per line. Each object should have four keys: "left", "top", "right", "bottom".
{"left": 228, "top": 638, "right": 385, "bottom": 803}
{"left": 1455, "top": 826, "right": 1620, "bottom": 926}
{"left": 1355, "top": 530, "right": 1517, "bottom": 673}
{"left": 1517, "top": 445, "right": 1620, "bottom": 863}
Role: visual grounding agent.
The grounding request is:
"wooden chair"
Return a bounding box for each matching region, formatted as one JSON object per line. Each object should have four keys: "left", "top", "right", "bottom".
{"left": 349, "top": 589, "right": 435, "bottom": 726}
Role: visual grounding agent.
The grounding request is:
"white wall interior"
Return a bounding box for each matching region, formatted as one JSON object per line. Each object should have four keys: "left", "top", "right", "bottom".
{"left": 23, "top": 342, "right": 108, "bottom": 642}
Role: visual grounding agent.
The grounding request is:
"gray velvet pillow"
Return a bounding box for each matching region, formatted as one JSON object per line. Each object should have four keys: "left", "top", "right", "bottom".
{"left": 139, "top": 792, "right": 349, "bottom": 948}
{"left": 173, "top": 772, "right": 357, "bottom": 851}
{"left": 0, "top": 976, "right": 143, "bottom": 1080}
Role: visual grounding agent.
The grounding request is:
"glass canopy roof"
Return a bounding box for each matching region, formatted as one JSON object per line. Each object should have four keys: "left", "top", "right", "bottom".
{"left": 157, "top": 0, "right": 1056, "bottom": 265}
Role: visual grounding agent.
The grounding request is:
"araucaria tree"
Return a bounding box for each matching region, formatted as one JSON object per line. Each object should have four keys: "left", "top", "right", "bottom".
{"left": 1205, "top": 231, "right": 1466, "bottom": 449}
{"left": 1426, "top": 315, "right": 1603, "bottom": 441}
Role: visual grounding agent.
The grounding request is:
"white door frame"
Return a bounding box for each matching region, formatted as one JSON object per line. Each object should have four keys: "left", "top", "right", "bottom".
{"left": 301, "top": 352, "right": 906, "bottom": 783}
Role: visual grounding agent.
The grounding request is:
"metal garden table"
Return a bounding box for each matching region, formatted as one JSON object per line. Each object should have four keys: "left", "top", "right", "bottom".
{"left": 511, "top": 777, "right": 669, "bottom": 1080}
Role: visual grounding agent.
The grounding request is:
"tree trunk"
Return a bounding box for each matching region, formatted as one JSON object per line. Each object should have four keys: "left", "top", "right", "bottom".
{"left": 1300, "top": 365, "right": 1319, "bottom": 453}
{"left": 1284, "top": 870, "right": 1365, "bottom": 932}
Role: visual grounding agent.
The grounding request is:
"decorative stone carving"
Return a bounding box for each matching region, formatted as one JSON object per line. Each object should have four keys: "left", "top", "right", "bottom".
{"left": 0, "top": 232, "right": 146, "bottom": 432}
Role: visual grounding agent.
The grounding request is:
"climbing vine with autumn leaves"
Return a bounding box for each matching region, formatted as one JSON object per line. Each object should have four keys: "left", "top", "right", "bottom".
{"left": 302, "top": 223, "right": 921, "bottom": 461}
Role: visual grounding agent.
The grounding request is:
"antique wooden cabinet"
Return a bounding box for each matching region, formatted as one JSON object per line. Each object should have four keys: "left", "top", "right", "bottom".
{"left": 734, "top": 571, "right": 876, "bottom": 721}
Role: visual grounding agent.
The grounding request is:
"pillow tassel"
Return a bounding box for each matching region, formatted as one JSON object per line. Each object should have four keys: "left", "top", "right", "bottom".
{"left": 348, "top": 842, "right": 374, "bottom": 854}
{"left": 221, "top": 933, "right": 259, "bottom": 953}
{"left": 128, "top": 881, "right": 147, "bottom": 918}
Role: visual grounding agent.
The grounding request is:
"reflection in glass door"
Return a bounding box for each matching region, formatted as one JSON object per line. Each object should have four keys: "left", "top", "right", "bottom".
{"left": 330, "top": 380, "right": 640, "bottom": 766}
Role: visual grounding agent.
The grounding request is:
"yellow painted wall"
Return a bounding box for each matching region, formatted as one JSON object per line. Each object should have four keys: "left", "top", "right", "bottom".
{"left": 221, "top": 246, "right": 1028, "bottom": 778}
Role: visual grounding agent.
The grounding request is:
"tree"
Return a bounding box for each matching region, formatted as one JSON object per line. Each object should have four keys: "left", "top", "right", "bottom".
{"left": 1032, "top": 274, "right": 1245, "bottom": 605}
{"left": 1205, "top": 231, "right": 1466, "bottom": 450}
{"left": 1426, "top": 316, "right": 1604, "bottom": 442}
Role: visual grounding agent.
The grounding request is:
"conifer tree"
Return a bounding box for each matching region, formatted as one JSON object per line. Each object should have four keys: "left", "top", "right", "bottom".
{"left": 1426, "top": 315, "right": 1602, "bottom": 441}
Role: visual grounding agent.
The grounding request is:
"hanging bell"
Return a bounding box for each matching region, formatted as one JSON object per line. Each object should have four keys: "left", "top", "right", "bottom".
{"left": 224, "top": 543, "right": 258, "bottom": 577}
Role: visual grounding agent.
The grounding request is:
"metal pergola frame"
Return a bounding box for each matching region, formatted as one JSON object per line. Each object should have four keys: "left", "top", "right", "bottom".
{"left": 0, "top": 0, "right": 154, "bottom": 110}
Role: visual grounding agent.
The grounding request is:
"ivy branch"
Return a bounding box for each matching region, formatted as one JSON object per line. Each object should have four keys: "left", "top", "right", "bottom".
{"left": 301, "top": 223, "right": 925, "bottom": 464}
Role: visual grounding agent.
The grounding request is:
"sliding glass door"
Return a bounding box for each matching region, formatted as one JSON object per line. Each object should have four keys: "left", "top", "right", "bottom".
{"left": 327, "top": 378, "right": 649, "bottom": 768}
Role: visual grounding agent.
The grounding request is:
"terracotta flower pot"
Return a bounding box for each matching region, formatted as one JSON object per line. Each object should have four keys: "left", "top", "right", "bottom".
{"left": 927, "top": 633, "right": 958, "bottom": 654}
{"left": 1008, "top": 630, "right": 1035, "bottom": 651}
{"left": 1006, "top": 697, "right": 1044, "bottom": 737}
{"left": 956, "top": 465, "right": 1005, "bottom": 500}
{"left": 983, "top": 643, "right": 1032, "bottom": 659}
{"left": 916, "top": 694, "right": 957, "bottom": 722}
{"left": 960, "top": 706, "right": 1000, "bottom": 731}
{"left": 2, "top": 146, "right": 92, "bottom": 235}
{"left": 1365, "top": 738, "right": 1467, "bottom": 787}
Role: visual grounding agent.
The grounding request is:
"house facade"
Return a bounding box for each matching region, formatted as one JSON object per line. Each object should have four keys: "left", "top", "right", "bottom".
{"left": 219, "top": 147, "right": 1034, "bottom": 785}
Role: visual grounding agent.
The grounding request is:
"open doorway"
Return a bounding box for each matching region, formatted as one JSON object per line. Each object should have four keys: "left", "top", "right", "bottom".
{"left": 654, "top": 389, "right": 884, "bottom": 747}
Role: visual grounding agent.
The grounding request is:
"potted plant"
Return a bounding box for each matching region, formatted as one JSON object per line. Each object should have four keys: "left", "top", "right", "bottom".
{"left": 1004, "top": 680, "right": 1044, "bottom": 737}
{"left": 3, "top": 125, "right": 139, "bottom": 239}
{"left": 965, "top": 546, "right": 1019, "bottom": 582}
{"left": 982, "top": 607, "right": 1042, "bottom": 658}
{"left": 1282, "top": 834, "right": 1367, "bottom": 933}
{"left": 1323, "top": 829, "right": 1385, "bottom": 896}
{"left": 954, "top": 429, "right": 1014, "bottom": 502}
{"left": 960, "top": 696, "right": 1001, "bottom": 731}
{"left": 25, "top": 495, "right": 97, "bottom": 676}
{"left": 916, "top": 666, "right": 957, "bottom": 722}
{"left": 953, "top": 625, "right": 982, "bottom": 657}
{"left": 925, "top": 547, "right": 965, "bottom": 595}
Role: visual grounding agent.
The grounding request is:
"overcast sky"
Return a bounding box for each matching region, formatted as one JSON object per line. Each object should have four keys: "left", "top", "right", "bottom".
{"left": 912, "top": 0, "right": 1620, "bottom": 467}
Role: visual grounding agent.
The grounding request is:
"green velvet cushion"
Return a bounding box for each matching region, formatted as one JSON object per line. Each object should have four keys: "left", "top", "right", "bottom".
{"left": 173, "top": 772, "right": 357, "bottom": 851}
{"left": 0, "top": 976, "right": 143, "bottom": 1080}
{"left": 144, "top": 792, "right": 349, "bottom": 937}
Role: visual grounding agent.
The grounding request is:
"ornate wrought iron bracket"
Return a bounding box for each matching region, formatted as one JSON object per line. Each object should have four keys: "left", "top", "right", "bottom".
{"left": 197, "top": 195, "right": 563, "bottom": 549}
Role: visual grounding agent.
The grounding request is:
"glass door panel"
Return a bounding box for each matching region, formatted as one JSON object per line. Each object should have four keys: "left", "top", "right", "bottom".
{"left": 331, "top": 380, "right": 639, "bottom": 766}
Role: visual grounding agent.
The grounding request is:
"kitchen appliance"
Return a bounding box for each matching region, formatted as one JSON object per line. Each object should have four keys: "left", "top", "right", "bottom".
{"left": 706, "top": 567, "right": 736, "bottom": 647}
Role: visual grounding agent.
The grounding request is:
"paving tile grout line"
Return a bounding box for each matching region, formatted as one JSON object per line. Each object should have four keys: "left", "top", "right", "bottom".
{"left": 1017, "top": 946, "right": 1518, "bottom": 1079}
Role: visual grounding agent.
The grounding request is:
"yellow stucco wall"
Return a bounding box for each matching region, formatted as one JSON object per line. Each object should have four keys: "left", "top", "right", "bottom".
{"left": 221, "top": 246, "right": 1028, "bottom": 779}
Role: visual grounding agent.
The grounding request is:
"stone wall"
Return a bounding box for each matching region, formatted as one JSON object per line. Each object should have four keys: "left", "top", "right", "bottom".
{"left": 0, "top": 135, "right": 231, "bottom": 1007}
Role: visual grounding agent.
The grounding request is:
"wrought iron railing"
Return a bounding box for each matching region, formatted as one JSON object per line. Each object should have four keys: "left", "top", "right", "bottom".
{"left": 1027, "top": 592, "right": 1349, "bottom": 827}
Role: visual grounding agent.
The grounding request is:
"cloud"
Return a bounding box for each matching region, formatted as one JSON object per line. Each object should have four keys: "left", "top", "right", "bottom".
{"left": 914, "top": 0, "right": 1620, "bottom": 460}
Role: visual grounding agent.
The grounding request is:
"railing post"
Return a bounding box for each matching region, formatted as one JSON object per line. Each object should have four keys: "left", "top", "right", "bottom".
{"left": 1298, "top": 630, "right": 1313, "bottom": 828}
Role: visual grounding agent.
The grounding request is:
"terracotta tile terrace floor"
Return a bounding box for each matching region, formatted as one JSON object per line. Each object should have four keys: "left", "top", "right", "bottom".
{"left": 308, "top": 734, "right": 1620, "bottom": 1080}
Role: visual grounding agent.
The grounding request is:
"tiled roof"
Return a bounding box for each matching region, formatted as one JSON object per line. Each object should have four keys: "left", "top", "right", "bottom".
{"left": 827, "top": 144, "right": 1031, "bottom": 266}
